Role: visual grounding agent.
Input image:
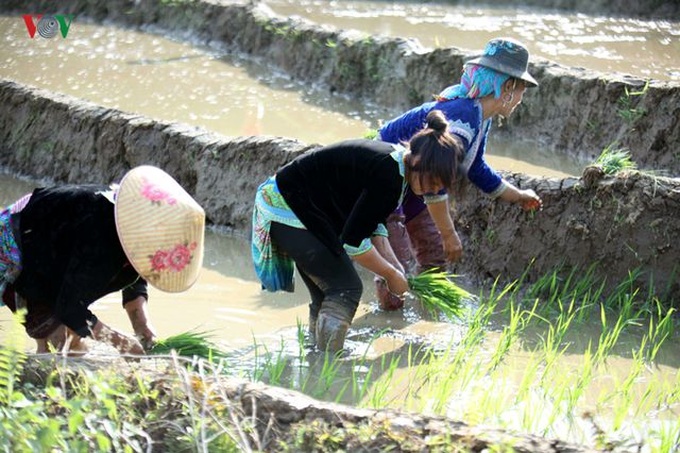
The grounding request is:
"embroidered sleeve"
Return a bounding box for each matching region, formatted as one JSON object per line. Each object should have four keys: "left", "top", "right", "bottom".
{"left": 372, "top": 223, "right": 388, "bottom": 237}
{"left": 343, "top": 237, "right": 373, "bottom": 256}
{"left": 423, "top": 193, "right": 449, "bottom": 204}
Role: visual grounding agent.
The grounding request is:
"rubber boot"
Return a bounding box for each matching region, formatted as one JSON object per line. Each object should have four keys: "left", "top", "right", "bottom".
{"left": 405, "top": 208, "right": 447, "bottom": 274}
{"left": 316, "top": 300, "right": 354, "bottom": 354}
{"left": 376, "top": 212, "right": 412, "bottom": 311}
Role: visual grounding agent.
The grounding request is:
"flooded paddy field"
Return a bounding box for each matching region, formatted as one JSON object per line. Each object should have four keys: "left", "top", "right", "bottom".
{"left": 0, "top": 2, "right": 679, "bottom": 450}
{"left": 266, "top": 0, "right": 680, "bottom": 82}
{"left": 1, "top": 15, "right": 590, "bottom": 177}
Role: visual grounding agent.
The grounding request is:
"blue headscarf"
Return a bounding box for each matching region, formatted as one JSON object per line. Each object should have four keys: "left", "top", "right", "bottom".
{"left": 436, "top": 64, "right": 510, "bottom": 101}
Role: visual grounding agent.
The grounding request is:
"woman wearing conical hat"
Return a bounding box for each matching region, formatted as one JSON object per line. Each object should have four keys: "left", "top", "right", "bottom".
{"left": 375, "top": 37, "right": 543, "bottom": 309}
{"left": 0, "top": 166, "right": 205, "bottom": 355}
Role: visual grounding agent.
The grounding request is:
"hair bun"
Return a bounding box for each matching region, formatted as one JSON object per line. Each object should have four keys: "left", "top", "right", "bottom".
{"left": 425, "top": 110, "right": 447, "bottom": 133}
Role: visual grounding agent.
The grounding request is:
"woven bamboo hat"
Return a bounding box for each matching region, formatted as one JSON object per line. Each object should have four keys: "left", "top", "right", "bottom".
{"left": 114, "top": 165, "right": 205, "bottom": 293}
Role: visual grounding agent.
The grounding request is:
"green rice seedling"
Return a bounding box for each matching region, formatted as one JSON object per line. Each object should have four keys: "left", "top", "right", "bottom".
{"left": 148, "top": 330, "right": 229, "bottom": 363}
{"left": 653, "top": 422, "right": 680, "bottom": 453}
{"left": 351, "top": 361, "right": 374, "bottom": 405}
{"left": 593, "top": 144, "right": 637, "bottom": 175}
{"left": 407, "top": 269, "right": 473, "bottom": 319}
{"left": 616, "top": 81, "right": 648, "bottom": 124}
{"left": 537, "top": 320, "right": 571, "bottom": 383}
{"left": 488, "top": 299, "right": 532, "bottom": 371}
{"left": 420, "top": 296, "right": 507, "bottom": 415}
{"left": 305, "top": 352, "right": 346, "bottom": 401}
{"left": 527, "top": 264, "right": 601, "bottom": 322}
{"left": 256, "top": 339, "right": 289, "bottom": 386}
{"left": 662, "top": 371, "right": 680, "bottom": 409}
{"left": 603, "top": 347, "right": 648, "bottom": 431}
{"left": 595, "top": 292, "right": 645, "bottom": 364}
{"left": 419, "top": 361, "right": 467, "bottom": 415}
{"left": 394, "top": 344, "right": 437, "bottom": 413}
{"left": 514, "top": 352, "right": 543, "bottom": 409}
{"left": 349, "top": 329, "right": 392, "bottom": 404}
{"left": 645, "top": 300, "right": 676, "bottom": 362}
{"left": 366, "top": 353, "right": 402, "bottom": 409}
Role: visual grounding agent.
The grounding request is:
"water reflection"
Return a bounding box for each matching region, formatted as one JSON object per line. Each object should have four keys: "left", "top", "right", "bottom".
{"left": 266, "top": 0, "right": 680, "bottom": 82}
{"left": 0, "top": 15, "right": 583, "bottom": 177}
{"left": 0, "top": 16, "right": 373, "bottom": 144}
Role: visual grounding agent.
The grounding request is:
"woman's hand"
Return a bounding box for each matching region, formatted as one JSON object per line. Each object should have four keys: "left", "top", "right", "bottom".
{"left": 518, "top": 189, "right": 543, "bottom": 211}
{"left": 352, "top": 244, "right": 408, "bottom": 295}
{"left": 383, "top": 268, "right": 409, "bottom": 296}
{"left": 499, "top": 184, "right": 543, "bottom": 212}
{"left": 441, "top": 229, "right": 463, "bottom": 262}
{"left": 124, "top": 296, "right": 158, "bottom": 351}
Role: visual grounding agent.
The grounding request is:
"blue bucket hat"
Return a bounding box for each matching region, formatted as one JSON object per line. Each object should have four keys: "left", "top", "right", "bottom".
{"left": 466, "top": 37, "right": 539, "bottom": 87}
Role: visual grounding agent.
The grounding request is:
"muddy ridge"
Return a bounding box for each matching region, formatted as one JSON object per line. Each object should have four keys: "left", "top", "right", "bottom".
{"left": 2, "top": 0, "right": 680, "bottom": 175}
{"left": 19, "top": 357, "right": 599, "bottom": 452}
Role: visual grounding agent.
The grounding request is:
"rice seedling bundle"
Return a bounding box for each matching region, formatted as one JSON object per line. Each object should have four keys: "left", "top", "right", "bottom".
{"left": 594, "top": 146, "right": 637, "bottom": 175}
{"left": 148, "top": 330, "right": 228, "bottom": 362}
{"left": 407, "top": 269, "right": 472, "bottom": 319}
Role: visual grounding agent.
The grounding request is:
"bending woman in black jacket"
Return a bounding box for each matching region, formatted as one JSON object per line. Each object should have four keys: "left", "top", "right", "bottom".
{"left": 252, "top": 110, "right": 466, "bottom": 353}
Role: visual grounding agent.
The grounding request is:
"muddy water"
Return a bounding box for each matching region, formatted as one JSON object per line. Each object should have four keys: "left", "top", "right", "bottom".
{"left": 0, "top": 175, "right": 442, "bottom": 353}
{"left": 0, "top": 15, "right": 582, "bottom": 177}
{"left": 266, "top": 0, "right": 680, "bottom": 82}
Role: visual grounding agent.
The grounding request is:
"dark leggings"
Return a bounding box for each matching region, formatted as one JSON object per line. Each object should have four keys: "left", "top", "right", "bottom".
{"left": 269, "top": 222, "right": 363, "bottom": 320}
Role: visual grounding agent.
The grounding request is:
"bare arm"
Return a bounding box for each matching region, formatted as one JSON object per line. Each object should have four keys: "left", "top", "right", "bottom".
{"left": 498, "top": 182, "right": 543, "bottom": 211}
{"left": 352, "top": 245, "right": 409, "bottom": 295}
{"left": 370, "top": 235, "right": 405, "bottom": 275}
{"left": 426, "top": 199, "right": 463, "bottom": 262}
{"left": 124, "top": 295, "right": 157, "bottom": 351}
{"left": 91, "top": 320, "right": 145, "bottom": 355}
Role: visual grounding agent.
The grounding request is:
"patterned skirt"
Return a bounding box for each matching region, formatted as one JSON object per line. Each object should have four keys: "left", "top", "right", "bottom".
{"left": 251, "top": 177, "right": 304, "bottom": 292}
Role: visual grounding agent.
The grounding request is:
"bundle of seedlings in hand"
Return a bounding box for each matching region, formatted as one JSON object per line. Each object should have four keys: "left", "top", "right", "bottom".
{"left": 148, "top": 330, "right": 228, "bottom": 362}
{"left": 407, "top": 269, "right": 472, "bottom": 319}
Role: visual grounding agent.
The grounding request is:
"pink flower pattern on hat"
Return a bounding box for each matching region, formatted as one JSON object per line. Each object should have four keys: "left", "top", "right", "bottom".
{"left": 140, "top": 177, "right": 177, "bottom": 206}
{"left": 150, "top": 241, "right": 198, "bottom": 272}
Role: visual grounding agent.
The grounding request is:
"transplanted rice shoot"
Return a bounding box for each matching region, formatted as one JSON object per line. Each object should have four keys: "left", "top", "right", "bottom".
{"left": 407, "top": 269, "right": 472, "bottom": 319}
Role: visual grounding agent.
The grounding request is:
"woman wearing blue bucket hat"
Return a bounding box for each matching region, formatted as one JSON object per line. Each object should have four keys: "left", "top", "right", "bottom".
{"left": 375, "top": 37, "right": 543, "bottom": 310}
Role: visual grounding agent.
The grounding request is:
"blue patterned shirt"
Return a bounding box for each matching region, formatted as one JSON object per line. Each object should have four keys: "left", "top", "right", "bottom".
{"left": 378, "top": 97, "right": 507, "bottom": 197}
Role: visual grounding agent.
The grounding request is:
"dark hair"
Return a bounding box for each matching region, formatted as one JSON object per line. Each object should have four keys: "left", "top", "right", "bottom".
{"left": 406, "top": 110, "right": 466, "bottom": 195}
